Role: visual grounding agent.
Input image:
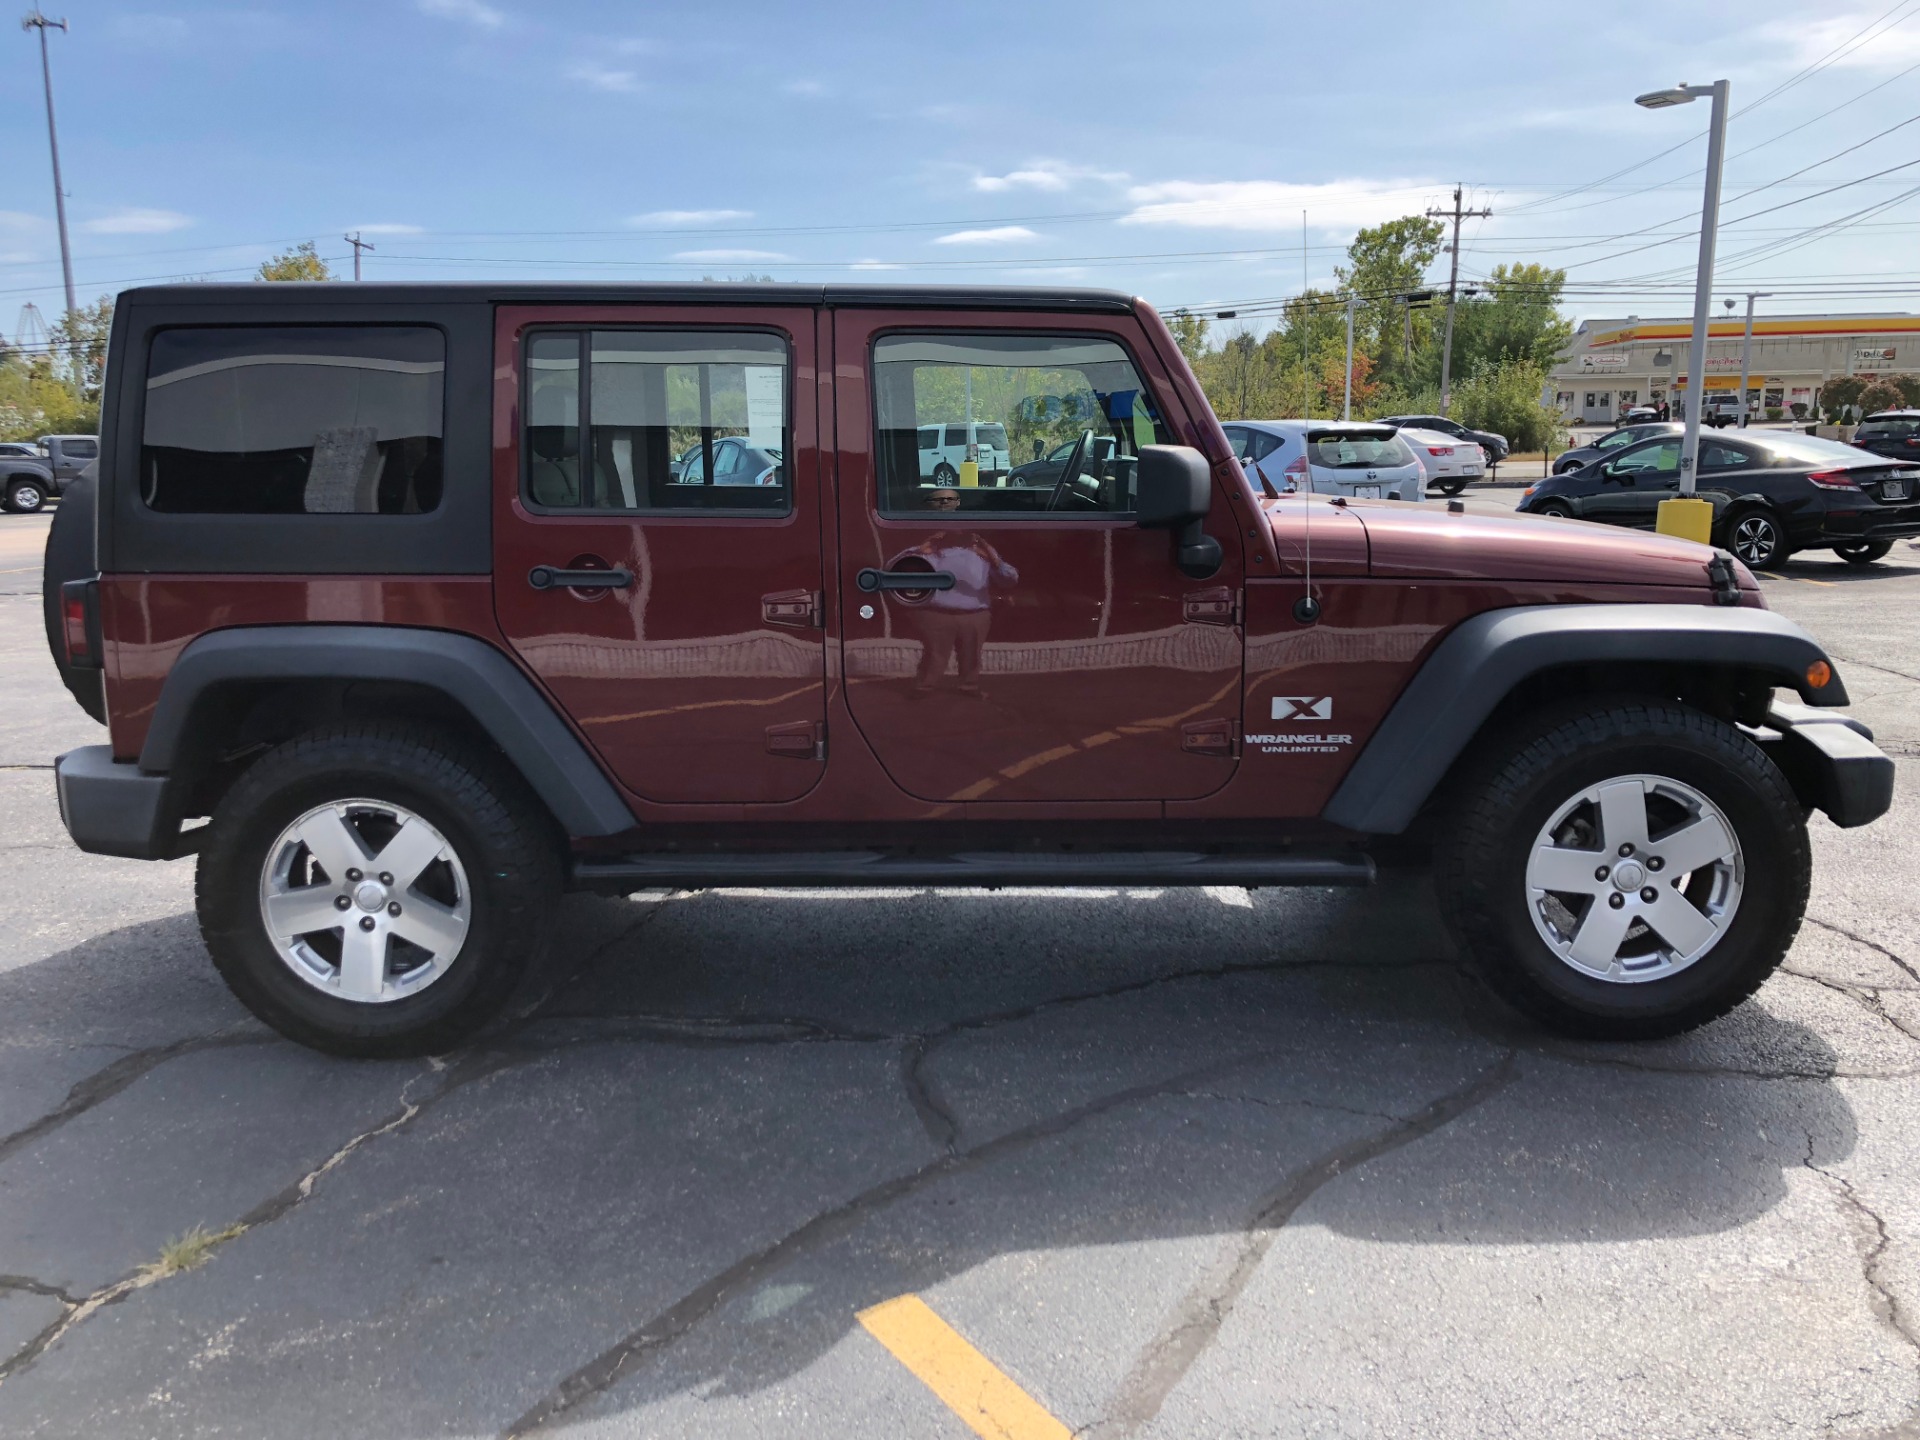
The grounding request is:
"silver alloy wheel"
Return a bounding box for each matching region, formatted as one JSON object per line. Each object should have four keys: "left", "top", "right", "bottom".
{"left": 258, "top": 798, "right": 471, "bottom": 1004}
{"left": 10, "top": 483, "right": 43, "bottom": 512}
{"left": 1730, "top": 513, "right": 1779, "bottom": 566}
{"left": 1524, "top": 773, "right": 1744, "bottom": 983}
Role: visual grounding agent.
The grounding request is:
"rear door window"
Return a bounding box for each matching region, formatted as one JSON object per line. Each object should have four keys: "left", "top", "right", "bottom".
{"left": 522, "top": 329, "right": 789, "bottom": 512}
{"left": 1309, "top": 433, "right": 1413, "bottom": 469}
{"left": 141, "top": 325, "right": 445, "bottom": 514}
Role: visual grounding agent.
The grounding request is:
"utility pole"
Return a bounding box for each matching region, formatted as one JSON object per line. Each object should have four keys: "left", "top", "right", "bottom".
{"left": 1342, "top": 293, "right": 1357, "bottom": 420}
{"left": 345, "top": 232, "right": 374, "bottom": 281}
{"left": 1426, "top": 184, "right": 1490, "bottom": 415}
{"left": 22, "top": 10, "right": 77, "bottom": 323}
{"left": 1735, "top": 291, "right": 1771, "bottom": 428}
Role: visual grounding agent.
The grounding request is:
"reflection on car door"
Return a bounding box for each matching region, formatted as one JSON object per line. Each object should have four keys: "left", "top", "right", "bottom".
{"left": 1588, "top": 438, "right": 1681, "bottom": 527}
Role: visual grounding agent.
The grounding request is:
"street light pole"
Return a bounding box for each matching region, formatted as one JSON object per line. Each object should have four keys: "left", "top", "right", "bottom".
{"left": 1636, "top": 78, "right": 1729, "bottom": 542}
{"left": 21, "top": 9, "right": 77, "bottom": 322}
{"left": 1736, "top": 291, "right": 1771, "bottom": 428}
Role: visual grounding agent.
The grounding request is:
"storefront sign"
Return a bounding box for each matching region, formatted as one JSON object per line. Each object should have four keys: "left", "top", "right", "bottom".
{"left": 1854, "top": 346, "right": 1898, "bottom": 370}
{"left": 1576, "top": 352, "right": 1629, "bottom": 372}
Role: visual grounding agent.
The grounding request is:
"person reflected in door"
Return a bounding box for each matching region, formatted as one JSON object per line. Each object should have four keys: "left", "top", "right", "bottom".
{"left": 905, "top": 487, "right": 1018, "bottom": 695}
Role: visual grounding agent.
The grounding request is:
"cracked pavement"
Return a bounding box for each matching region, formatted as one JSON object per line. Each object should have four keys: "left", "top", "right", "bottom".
{"left": 2, "top": 506, "right": 1919, "bottom": 1437}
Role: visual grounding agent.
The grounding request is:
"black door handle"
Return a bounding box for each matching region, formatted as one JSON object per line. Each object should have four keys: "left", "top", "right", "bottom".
{"left": 856, "top": 568, "right": 956, "bottom": 592}
{"left": 529, "top": 565, "right": 633, "bottom": 591}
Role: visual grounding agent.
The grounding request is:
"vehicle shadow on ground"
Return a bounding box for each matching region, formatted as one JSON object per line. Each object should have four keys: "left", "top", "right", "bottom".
{"left": 1766, "top": 556, "right": 1919, "bottom": 584}
{"left": 0, "top": 881, "right": 1868, "bottom": 1435}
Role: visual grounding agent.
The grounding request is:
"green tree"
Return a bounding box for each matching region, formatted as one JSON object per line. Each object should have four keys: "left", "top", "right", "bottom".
{"left": 1879, "top": 372, "right": 1920, "bottom": 407}
{"left": 1445, "top": 263, "right": 1573, "bottom": 376}
{"left": 1336, "top": 216, "right": 1444, "bottom": 384}
{"left": 1451, "top": 359, "right": 1563, "bottom": 452}
{"left": 1820, "top": 374, "right": 1868, "bottom": 421}
{"left": 1858, "top": 380, "right": 1905, "bottom": 416}
{"left": 1165, "top": 310, "right": 1211, "bottom": 368}
{"left": 257, "top": 242, "right": 334, "bottom": 282}
{"left": 52, "top": 296, "right": 114, "bottom": 401}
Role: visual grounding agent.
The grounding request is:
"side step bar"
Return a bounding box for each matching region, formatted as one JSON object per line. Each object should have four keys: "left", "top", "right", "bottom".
{"left": 572, "top": 850, "right": 1375, "bottom": 890}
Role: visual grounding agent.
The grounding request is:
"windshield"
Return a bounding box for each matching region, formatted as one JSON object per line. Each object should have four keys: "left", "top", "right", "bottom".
{"left": 1309, "top": 433, "right": 1414, "bottom": 470}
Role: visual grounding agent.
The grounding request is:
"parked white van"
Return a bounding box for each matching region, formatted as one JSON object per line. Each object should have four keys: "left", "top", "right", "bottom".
{"left": 918, "top": 422, "right": 1011, "bottom": 484}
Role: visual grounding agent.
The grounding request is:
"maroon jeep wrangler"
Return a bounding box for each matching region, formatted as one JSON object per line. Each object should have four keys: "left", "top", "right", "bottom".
{"left": 43, "top": 283, "right": 1893, "bottom": 1057}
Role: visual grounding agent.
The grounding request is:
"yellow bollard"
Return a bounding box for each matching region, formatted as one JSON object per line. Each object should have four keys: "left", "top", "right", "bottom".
{"left": 1655, "top": 496, "right": 1714, "bottom": 544}
{"left": 959, "top": 460, "right": 979, "bottom": 487}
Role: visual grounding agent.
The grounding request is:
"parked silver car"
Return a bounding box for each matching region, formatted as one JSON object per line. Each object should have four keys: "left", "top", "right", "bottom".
{"left": 1222, "top": 420, "right": 1424, "bottom": 502}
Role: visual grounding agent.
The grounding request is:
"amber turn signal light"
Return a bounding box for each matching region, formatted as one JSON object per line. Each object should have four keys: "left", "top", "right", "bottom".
{"left": 1806, "top": 660, "right": 1833, "bottom": 690}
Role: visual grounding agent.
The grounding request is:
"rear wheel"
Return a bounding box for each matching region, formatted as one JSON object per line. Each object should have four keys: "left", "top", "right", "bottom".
{"left": 5, "top": 479, "right": 46, "bottom": 514}
{"left": 1834, "top": 539, "right": 1892, "bottom": 566}
{"left": 1434, "top": 478, "right": 1468, "bottom": 496}
{"left": 1726, "top": 508, "right": 1788, "bottom": 570}
{"left": 932, "top": 463, "right": 958, "bottom": 486}
{"left": 196, "top": 723, "right": 562, "bottom": 1057}
{"left": 1436, "top": 700, "right": 1808, "bottom": 1039}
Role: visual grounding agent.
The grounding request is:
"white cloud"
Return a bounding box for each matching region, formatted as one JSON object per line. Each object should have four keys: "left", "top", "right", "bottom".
{"left": 571, "top": 63, "right": 641, "bottom": 93}
{"left": 782, "top": 79, "right": 829, "bottom": 98}
{"left": 933, "top": 226, "right": 1039, "bottom": 246}
{"left": 1763, "top": 12, "right": 1920, "bottom": 70}
{"left": 673, "top": 249, "right": 791, "bottom": 262}
{"left": 1120, "top": 178, "right": 1442, "bottom": 231}
{"left": 849, "top": 259, "right": 905, "bottom": 271}
{"left": 972, "top": 161, "right": 1124, "bottom": 193}
{"left": 631, "top": 209, "right": 752, "bottom": 227}
{"left": 348, "top": 223, "right": 425, "bottom": 236}
{"left": 0, "top": 251, "right": 36, "bottom": 264}
{"left": 83, "top": 207, "right": 193, "bottom": 235}
{"left": 418, "top": 0, "right": 504, "bottom": 27}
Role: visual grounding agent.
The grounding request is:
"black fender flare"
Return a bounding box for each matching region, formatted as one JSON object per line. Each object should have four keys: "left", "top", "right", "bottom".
{"left": 1320, "top": 603, "right": 1848, "bottom": 835}
{"left": 141, "top": 625, "right": 637, "bottom": 838}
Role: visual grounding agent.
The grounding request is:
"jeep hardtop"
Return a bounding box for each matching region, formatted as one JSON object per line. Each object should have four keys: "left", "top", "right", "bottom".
{"left": 45, "top": 282, "right": 1895, "bottom": 1056}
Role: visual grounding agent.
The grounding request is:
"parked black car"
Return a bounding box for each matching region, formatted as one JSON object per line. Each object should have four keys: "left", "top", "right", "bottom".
{"left": 1852, "top": 410, "right": 1920, "bottom": 463}
{"left": 1517, "top": 429, "right": 1920, "bottom": 569}
{"left": 1378, "top": 413, "right": 1509, "bottom": 463}
{"left": 1554, "top": 421, "right": 1682, "bottom": 474}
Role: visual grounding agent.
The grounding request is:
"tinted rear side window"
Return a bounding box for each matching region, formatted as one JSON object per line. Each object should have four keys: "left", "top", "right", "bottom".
{"left": 63, "top": 438, "right": 98, "bottom": 458}
{"left": 142, "top": 326, "right": 444, "bottom": 514}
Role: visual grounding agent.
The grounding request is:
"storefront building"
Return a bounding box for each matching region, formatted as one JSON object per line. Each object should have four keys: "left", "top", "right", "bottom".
{"left": 1551, "top": 312, "right": 1920, "bottom": 425}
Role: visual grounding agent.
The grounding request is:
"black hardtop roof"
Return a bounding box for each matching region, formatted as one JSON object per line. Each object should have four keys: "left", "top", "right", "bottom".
{"left": 117, "top": 281, "right": 1139, "bottom": 313}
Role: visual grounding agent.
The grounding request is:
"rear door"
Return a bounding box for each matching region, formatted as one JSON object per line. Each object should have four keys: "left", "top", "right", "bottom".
{"left": 830, "top": 310, "right": 1244, "bottom": 804}
{"left": 492, "top": 305, "right": 828, "bottom": 805}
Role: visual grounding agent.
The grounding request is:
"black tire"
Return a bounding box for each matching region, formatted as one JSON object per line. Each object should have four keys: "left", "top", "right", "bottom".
{"left": 6, "top": 478, "right": 46, "bottom": 514}
{"left": 1435, "top": 478, "right": 1468, "bottom": 496}
{"left": 195, "top": 722, "right": 562, "bottom": 1058}
{"left": 1436, "top": 699, "right": 1809, "bottom": 1040}
{"left": 1834, "top": 539, "right": 1892, "bottom": 566}
{"left": 1534, "top": 500, "right": 1574, "bottom": 519}
{"left": 931, "top": 463, "right": 958, "bottom": 486}
{"left": 1554, "top": 459, "right": 1582, "bottom": 474}
{"left": 40, "top": 471, "right": 104, "bottom": 724}
{"left": 1725, "top": 507, "right": 1788, "bottom": 570}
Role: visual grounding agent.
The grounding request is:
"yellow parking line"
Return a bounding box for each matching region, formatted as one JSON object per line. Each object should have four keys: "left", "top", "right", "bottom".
{"left": 858, "top": 1293, "right": 1073, "bottom": 1440}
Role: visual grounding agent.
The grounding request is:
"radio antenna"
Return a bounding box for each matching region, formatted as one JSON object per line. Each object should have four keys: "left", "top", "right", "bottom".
{"left": 1294, "top": 208, "right": 1320, "bottom": 624}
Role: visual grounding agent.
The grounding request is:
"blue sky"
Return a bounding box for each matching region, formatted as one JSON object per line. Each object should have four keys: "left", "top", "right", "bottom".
{"left": 4, "top": 0, "right": 1919, "bottom": 338}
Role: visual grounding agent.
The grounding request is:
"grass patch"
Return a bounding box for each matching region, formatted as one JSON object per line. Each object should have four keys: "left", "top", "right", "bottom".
{"left": 150, "top": 1223, "right": 245, "bottom": 1276}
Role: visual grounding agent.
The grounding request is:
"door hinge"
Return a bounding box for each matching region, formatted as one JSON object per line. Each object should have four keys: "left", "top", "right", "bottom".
{"left": 1179, "top": 718, "right": 1237, "bottom": 757}
{"left": 1183, "top": 587, "right": 1240, "bottom": 626}
{"left": 765, "top": 719, "right": 826, "bottom": 760}
{"left": 762, "top": 589, "right": 822, "bottom": 628}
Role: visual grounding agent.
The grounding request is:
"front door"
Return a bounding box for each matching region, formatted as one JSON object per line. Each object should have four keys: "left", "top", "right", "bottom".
{"left": 1590, "top": 436, "right": 1681, "bottom": 527}
{"left": 831, "top": 313, "right": 1244, "bottom": 804}
{"left": 492, "top": 306, "right": 828, "bottom": 805}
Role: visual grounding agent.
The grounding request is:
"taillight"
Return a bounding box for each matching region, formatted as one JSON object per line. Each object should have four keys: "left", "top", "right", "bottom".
{"left": 1426, "top": 445, "right": 1453, "bottom": 457}
{"left": 1282, "top": 453, "right": 1309, "bottom": 493}
{"left": 60, "top": 578, "right": 100, "bottom": 670}
{"left": 1806, "top": 469, "right": 1862, "bottom": 490}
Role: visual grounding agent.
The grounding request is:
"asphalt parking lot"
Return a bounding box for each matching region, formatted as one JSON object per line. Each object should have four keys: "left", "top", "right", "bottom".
{"left": 1, "top": 502, "right": 1917, "bottom": 1438}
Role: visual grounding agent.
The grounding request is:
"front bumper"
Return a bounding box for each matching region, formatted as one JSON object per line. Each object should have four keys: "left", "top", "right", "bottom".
{"left": 54, "top": 745, "right": 190, "bottom": 859}
{"left": 1753, "top": 702, "right": 1895, "bottom": 829}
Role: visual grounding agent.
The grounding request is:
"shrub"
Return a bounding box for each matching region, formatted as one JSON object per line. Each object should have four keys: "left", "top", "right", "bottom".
{"left": 1450, "top": 359, "right": 1562, "bottom": 452}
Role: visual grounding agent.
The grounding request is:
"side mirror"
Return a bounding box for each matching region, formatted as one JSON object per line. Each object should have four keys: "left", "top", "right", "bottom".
{"left": 1135, "top": 444, "right": 1222, "bottom": 579}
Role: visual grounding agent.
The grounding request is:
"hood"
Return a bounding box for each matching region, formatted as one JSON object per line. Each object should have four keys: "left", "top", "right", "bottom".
{"left": 1317, "top": 500, "right": 1759, "bottom": 592}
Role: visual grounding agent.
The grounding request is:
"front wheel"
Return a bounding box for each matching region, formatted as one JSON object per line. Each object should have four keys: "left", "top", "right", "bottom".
{"left": 1834, "top": 539, "right": 1892, "bottom": 566}
{"left": 1436, "top": 700, "right": 1809, "bottom": 1039}
{"left": 196, "top": 723, "right": 562, "bottom": 1057}
{"left": 931, "top": 463, "right": 958, "bottom": 486}
{"left": 5, "top": 480, "right": 46, "bottom": 514}
{"left": 1533, "top": 500, "right": 1575, "bottom": 519}
{"left": 1726, "top": 508, "right": 1788, "bottom": 570}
